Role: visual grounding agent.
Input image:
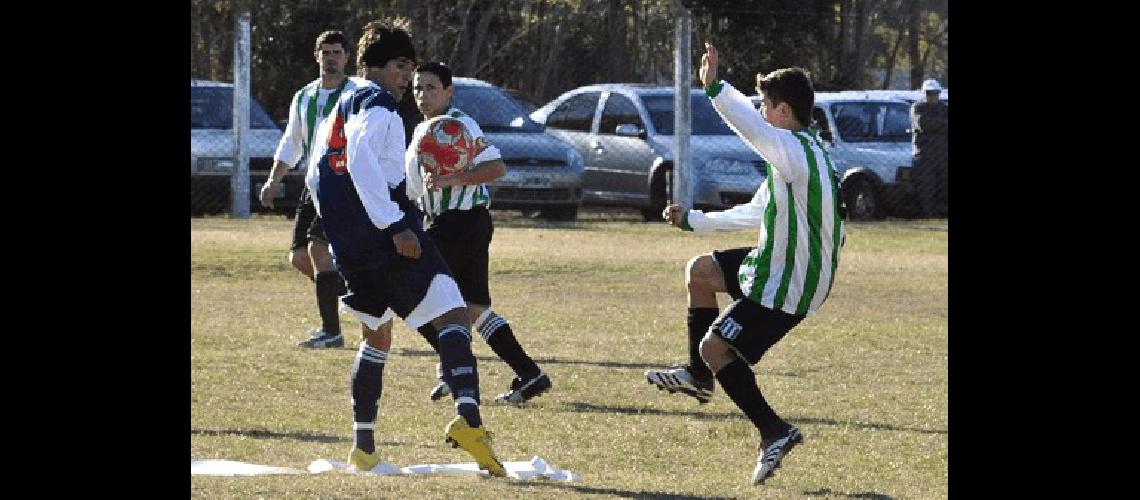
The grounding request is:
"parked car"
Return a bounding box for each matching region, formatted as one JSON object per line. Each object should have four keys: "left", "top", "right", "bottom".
{"left": 450, "top": 77, "right": 585, "bottom": 220}
{"left": 502, "top": 88, "right": 540, "bottom": 115}
{"left": 862, "top": 88, "right": 948, "bottom": 106}
{"left": 190, "top": 79, "right": 297, "bottom": 215}
{"left": 531, "top": 84, "right": 767, "bottom": 221}
{"left": 753, "top": 91, "right": 917, "bottom": 219}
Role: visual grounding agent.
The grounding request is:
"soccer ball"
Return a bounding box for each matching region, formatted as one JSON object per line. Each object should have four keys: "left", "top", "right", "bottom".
{"left": 415, "top": 116, "right": 485, "bottom": 177}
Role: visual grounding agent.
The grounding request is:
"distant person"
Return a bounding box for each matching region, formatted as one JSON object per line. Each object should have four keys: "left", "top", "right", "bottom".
{"left": 304, "top": 18, "right": 506, "bottom": 476}
{"left": 260, "top": 30, "right": 368, "bottom": 349}
{"left": 646, "top": 43, "right": 844, "bottom": 486}
{"left": 405, "top": 62, "right": 553, "bottom": 405}
{"left": 910, "top": 79, "right": 948, "bottom": 217}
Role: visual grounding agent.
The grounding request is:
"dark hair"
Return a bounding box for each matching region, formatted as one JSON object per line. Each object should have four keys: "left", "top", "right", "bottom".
{"left": 356, "top": 17, "right": 416, "bottom": 69}
{"left": 415, "top": 62, "right": 452, "bottom": 88}
{"left": 314, "top": 30, "right": 350, "bottom": 53}
{"left": 756, "top": 67, "right": 814, "bottom": 127}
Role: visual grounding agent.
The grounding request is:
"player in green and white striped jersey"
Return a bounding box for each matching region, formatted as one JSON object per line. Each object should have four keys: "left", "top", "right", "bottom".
{"left": 404, "top": 62, "right": 551, "bottom": 405}
{"left": 647, "top": 44, "right": 844, "bottom": 486}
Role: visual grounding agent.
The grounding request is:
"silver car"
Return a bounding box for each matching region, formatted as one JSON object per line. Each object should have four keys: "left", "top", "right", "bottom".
{"left": 451, "top": 77, "right": 585, "bottom": 221}
{"left": 190, "top": 79, "right": 294, "bottom": 214}
{"left": 531, "top": 84, "right": 767, "bottom": 221}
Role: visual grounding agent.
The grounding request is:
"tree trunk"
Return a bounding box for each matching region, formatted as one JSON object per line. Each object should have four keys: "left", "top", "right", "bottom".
{"left": 908, "top": 0, "right": 923, "bottom": 89}
{"left": 881, "top": 21, "right": 904, "bottom": 89}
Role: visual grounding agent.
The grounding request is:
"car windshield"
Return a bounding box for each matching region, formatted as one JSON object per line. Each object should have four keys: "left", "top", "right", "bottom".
{"left": 641, "top": 93, "right": 734, "bottom": 135}
{"left": 191, "top": 87, "right": 278, "bottom": 130}
{"left": 452, "top": 86, "right": 543, "bottom": 132}
{"left": 830, "top": 102, "right": 911, "bottom": 143}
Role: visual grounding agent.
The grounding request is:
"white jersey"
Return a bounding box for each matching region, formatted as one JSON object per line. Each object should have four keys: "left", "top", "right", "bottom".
{"left": 405, "top": 107, "right": 502, "bottom": 216}
{"left": 273, "top": 76, "right": 370, "bottom": 168}
{"left": 687, "top": 81, "right": 844, "bottom": 316}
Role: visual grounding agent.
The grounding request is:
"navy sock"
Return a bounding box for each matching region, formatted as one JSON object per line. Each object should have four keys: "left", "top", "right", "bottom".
{"left": 687, "top": 308, "right": 719, "bottom": 380}
{"left": 416, "top": 323, "right": 440, "bottom": 353}
{"left": 437, "top": 324, "right": 481, "bottom": 428}
{"left": 476, "top": 311, "right": 540, "bottom": 380}
{"left": 315, "top": 271, "right": 345, "bottom": 335}
{"left": 714, "top": 358, "right": 789, "bottom": 441}
{"left": 351, "top": 344, "right": 387, "bottom": 453}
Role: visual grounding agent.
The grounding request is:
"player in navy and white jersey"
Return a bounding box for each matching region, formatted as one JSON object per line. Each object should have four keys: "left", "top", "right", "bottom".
{"left": 646, "top": 44, "right": 844, "bottom": 486}
{"left": 404, "top": 62, "right": 552, "bottom": 406}
{"left": 304, "top": 18, "right": 506, "bottom": 477}
{"left": 259, "top": 30, "right": 368, "bottom": 349}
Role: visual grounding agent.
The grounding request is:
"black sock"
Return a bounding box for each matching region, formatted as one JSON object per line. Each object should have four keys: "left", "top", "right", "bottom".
{"left": 315, "top": 271, "right": 345, "bottom": 335}
{"left": 476, "top": 311, "right": 540, "bottom": 380}
{"left": 687, "top": 308, "right": 719, "bottom": 380}
{"left": 417, "top": 323, "right": 440, "bottom": 353}
{"left": 437, "top": 324, "right": 481, "bottom": 428}
{"left": 714, "top": 358, "right": 789, "bottom": 441}
{"left": 351, "top": 344, "right": 387, "bottom": 453}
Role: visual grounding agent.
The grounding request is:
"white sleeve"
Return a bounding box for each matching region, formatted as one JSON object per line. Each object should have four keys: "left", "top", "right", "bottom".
{"left": 684, "top": 188, "right": 766, "bottom": 232}
{"left": 273, "top": 89, "right": 305, "bottom": 168}
{"left": 404, "top": 121, "right": 425, "bottom": 202}
{"left": 461, "top": 116, "right": 502, "bottom": 165}
{"left": 710, "top": 82, "right": 807, "bottom": 185}
{"left": 346, "top": 108, "right": 406, "bottom": 231}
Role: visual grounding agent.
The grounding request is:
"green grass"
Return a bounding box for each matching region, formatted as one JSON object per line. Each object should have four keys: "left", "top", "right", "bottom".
{"left": 191, "top": 209, "right": 947, "bottom": 499}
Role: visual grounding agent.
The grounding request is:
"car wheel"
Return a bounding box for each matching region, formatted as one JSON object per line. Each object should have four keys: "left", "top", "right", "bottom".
{"left": 844, "top": 178, "right": 882, "bottom": 221}
{"left": 538, "top": 205, "right": 579, "bottom": 221}
{"left": 640, "top": 166, "right": 671, "bottom": 221}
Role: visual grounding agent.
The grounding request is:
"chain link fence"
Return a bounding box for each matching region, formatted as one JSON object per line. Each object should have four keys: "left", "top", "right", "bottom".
{"left": 190, "top": 0, "right": 947, "bottom": 220}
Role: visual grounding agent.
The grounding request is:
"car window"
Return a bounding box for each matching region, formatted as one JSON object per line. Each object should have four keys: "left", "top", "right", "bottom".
{"left": 546, "top": 92, "right": 601, "bottom": 132}
{"left": 830, "top": 102, "right": 911, "bottom": 143}
{"left": 811, "top": 107, "right": 829, "bottom": 134}
{"left": 641, "top": 94, "right": 733, "bottom": 136}
{"left": 451, "top": 85, "right": 542, "bottom": 132}
{"left": 191, "top": 87, "right": 278, "bottom": 130}
{"left": 598, "top": 93, "right": 643, "bottom": 135}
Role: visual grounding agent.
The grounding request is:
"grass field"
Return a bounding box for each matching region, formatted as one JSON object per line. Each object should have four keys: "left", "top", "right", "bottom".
{"left": 191, "top": 208, "right": 947, "bottom": 499}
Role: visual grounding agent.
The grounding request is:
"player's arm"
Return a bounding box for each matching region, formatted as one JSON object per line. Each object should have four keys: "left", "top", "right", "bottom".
{"left": 262, "top": 90, "right": 307, "bottom": 208}
{"left": 663, "top": 188, "right": 765, "bottom": 232}
{"left": 348, "top": 108, "right": 420, "bottom": 258}
{"left": 404, "top": 122, "right": 426, "bottom": 201}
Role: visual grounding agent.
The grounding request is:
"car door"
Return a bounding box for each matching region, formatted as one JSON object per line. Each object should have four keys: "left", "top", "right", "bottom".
{"left": 589, "top": 91, "right": 657, "bottom": 205}
{"left": 542, "top": 91, "right": 602, "bottom": 201}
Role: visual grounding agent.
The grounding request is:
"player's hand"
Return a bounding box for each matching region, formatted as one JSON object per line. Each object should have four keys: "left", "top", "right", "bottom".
{"left": 258, "top": 180, "right": 277, "bottom": 209}
{"left": 699, "top": 43, "right": 718, "bottom": 88}
{"left": 393, "top": 228, "right": 422, "bottom": 259}
{"left": 662, "top": 204, "right": 688, "bottom": 228}
{"left": 424, "top": 172, "right": 455, "bottom": 190}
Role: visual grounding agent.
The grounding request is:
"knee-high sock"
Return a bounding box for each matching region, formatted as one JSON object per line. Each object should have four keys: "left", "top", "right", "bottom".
{"left": 315, "top": 271, "right": 345, "bottom": 335}
{"left": 351, "top": 344, "right": 387, "bottom": 453}
{"left": 714, "top": 358, "right": 789, "bottom": 441}
{"left": 687, "top": 308, "right": 719, "bottom": 380}
{"left": 474, "top": 310, "right": 540, "bottom": 379}
{"left": 437, "top": 324, "right": 481, "bottom": 427}
{"left": 416, "top": 323, "right": 440, "bottom": 353}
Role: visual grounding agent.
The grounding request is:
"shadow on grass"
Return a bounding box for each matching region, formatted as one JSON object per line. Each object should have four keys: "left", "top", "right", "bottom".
{"left": 559, "top": 403, "right": 947, "bottom": 435}
{"left": 510, "top": 480, "right": 733, "bottom": 499}
{"left": 396, "top": 348, "right": 665, "bottom": 370}
{"left": 191, "top": 428, "right": 349, "bottom": 444}
{"left": 803, "top": 488, "right": 894, "bottom": 499}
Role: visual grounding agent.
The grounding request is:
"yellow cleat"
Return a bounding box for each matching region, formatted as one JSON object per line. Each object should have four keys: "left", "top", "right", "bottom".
{"left": 347, "top": 448, "right": 381, "bottom": 473}
{"left": 444, "top": 415, "right": 507, "bottom": 477}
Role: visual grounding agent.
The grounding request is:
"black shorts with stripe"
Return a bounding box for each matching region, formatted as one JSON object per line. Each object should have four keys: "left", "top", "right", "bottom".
{"left": 711, "top": 247, "right": 752, "bottom": 300}
{"left": 709, "top": 297, "right": 805, "bottom": 365}
{"left": 425, "top": 207, "right": 492, "bottom": 306}
{"left": 290, "top": 189, "right": 329, "bottom": 250}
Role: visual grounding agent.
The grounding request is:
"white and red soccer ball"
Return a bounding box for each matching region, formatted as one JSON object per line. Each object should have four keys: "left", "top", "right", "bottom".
{"left": 415, "top": 116, "right": 486, "bottom": 177}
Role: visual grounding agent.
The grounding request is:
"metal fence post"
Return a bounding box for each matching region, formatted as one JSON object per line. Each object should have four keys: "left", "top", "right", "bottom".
{"left": 231, "top": 9, "right": 252, "bottom": 218}
{"left": 671, "top": 1, "right": 693, "bottom": 209}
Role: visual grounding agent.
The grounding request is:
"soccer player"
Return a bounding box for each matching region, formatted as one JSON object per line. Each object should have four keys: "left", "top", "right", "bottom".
{"left": 646, "top": 43, "right": 844, "bottom": 485}
{"left": 260, "top": 30, "right": 368, "bottom": 349}
{"left": 405, "top": 62, "right": 552, "bottom": 405}
{"left": 304, "top": 18, "right": 505, "bottom": 476}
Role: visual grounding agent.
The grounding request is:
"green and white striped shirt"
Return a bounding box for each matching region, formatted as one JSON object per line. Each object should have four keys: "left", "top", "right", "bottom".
{"left": 273, "top": 76, "right": 367, "bottom": 168}
{"left": 685, "top": 81, "right": 844, "bottom": 316}
{"left": 404, "top": 107, "right": 502, "bottom": 216}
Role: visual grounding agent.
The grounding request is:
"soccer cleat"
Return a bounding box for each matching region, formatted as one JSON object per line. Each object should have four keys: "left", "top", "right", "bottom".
{"left": 645, "top": 365, "right": 715, "bottom": 403}
{"left": 347, "top": 448, "right": 381, "bottom": 473}
{"left": 429, "top": 363, "right": 451, "bottom": 401}
{"left": 752, "top": 426, "right": 803, "bottom": 485}
{"left": 444, "top": 415, "right": 507, "bottom": 477}
{"left": 495, "top": 372, "right": 552, "bottom": 405}
{"left": 297, "top": 330, "right": 344, "bottom": 348}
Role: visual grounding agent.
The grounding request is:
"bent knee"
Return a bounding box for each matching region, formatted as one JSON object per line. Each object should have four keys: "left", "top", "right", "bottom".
{"left": 686, "top": 254, "right": 722, "bottom": 290}
{"left": 698, "top": 335, "right": 733, "bottom": 371}
{"left": 290, "top": 250, "right": 313, "bottom": 276}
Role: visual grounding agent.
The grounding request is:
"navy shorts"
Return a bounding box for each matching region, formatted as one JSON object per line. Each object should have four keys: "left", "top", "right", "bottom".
{"left": 290, "top": 189, "right": 328, "bottom": 250}
{"left": 709, "top": 298, "right": 805, "bottom": 365}
{"left": 426, "top": 207, "right": 492, "bottom": 306}
{"left": 711, "top": 247, "right": 752, "bottom": 300}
